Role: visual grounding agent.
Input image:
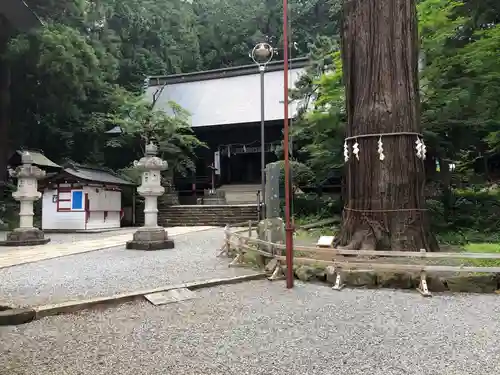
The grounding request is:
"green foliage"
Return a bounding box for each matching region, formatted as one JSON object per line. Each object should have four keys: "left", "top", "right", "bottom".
{"left": 291, "top": 41, "right": 345, "bottom": 180}
{"left": 292, "top": 189, "right": 500, "bottom": 245}
{"left": 425, "top": 187, "right": 500, "bottom": 244}
{"left": 1, "top": 0, "right": 343, "bottom": 180}
{"left": 463, "top": 243, "right": 500, "bottom": 267}
{"left": 5, "top": 0, "right": 216, "bottom": 173}
{"left": 0, "top": 183, "right": 18, "bottom": 230}
{"left": 7, "top": 21, "right": 126, "bottom": 165}
{"left": 104, "top": 0, "right": 202, "bottom": 91}
{"left": 270, "top": 160, "right": 342, "bottom": 220}
{"left": 287, "top": 194, "right": 342, "bottom": 219}
{"left": 192, "top": 0, "right": 341, "bottom": 69}
{"left": 418, "top": 0, "right": 500, "bottom": 176}
{"left": 270, "top": 160, "right": 315, "bottom": 187}
{"left": 449, "top": 188, "right": 500, "bottom": 231}
{"left": 108, "top": 99, "right": 206, "bottom": 176}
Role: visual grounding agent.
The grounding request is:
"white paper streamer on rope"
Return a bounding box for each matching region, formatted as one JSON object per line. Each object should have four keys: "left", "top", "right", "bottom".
{"left": 352, "top": 139, "right": 360, "bottom": 160}
{"left": 377, "top": 137, "right": 385, "bottom": 161}
{"left": 343, "top": 132, "right": 427, "bottom": 163}
{"left": 415, "top": 137, "right": 427, "bottom": 160}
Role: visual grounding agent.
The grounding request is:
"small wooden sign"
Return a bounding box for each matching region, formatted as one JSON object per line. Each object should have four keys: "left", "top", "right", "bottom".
{"left": 144, "top": 288, "right": 196, "bottom": 306}
{"left": 316, "top": 236, "right": 335, "bottom": 248}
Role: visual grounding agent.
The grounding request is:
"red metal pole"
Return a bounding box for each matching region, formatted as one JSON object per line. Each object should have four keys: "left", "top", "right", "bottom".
{"left": 283, "top": 0, "right": 294, "bottom": 289}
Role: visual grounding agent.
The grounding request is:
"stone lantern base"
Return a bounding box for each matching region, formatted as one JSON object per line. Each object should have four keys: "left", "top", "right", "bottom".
{"left": 126, "top": 227, "right": 174, "bottom": 251}
{"left": 0, "top": 228, "right": 50, "bottom": 247}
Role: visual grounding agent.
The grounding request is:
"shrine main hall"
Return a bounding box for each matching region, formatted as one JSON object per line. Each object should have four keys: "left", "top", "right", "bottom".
{"left": 145, "top": 58, "right": 307, "bottom": 194}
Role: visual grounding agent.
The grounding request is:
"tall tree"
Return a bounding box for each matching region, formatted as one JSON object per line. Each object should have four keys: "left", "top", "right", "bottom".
{"left": 336, "top": 0, "right": 438, "bottom": 252}
{"left": 103, "top": 0, "right": 202, "bottom": 91}
{"left": 192, "top": 0, "right": 342, "bottom": 69}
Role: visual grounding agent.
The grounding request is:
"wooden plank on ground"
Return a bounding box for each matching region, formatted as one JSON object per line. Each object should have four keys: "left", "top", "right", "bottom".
{"left": 144, "top": 288, "right": 197, "bottom": 306}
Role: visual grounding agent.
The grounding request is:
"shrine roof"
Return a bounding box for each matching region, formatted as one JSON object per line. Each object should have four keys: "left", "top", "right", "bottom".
{"left": 146, "top": 58, "right": 309, "bottom": 128}
{"left": 0, "top": 0, "right": 41, "bottom": 31}
{"left": 11, "top": 149, "right": 61, "bottom": 169}
{"left": 60, "top": 164, "right": 135, "bottom": 186}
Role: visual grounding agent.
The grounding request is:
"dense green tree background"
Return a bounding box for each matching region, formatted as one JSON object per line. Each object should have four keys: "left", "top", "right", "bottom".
{"left": 1, "top": 0, "right": 342, "bottom": 174}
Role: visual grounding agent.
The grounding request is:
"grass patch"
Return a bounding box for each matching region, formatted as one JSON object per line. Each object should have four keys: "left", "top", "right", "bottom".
{"left": 437, "top": 230, "right": 500, "bottom": 246}
{"left": 294, "top": 227, "right": 337, "bottom": 244}
{"left": 462, "top": 242, "right": 500, "bottom": 267}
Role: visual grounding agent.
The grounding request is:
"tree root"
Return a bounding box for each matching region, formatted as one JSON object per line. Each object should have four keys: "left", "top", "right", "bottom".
{"left": 334, "top": 210, "right": 439, "bottom": 252}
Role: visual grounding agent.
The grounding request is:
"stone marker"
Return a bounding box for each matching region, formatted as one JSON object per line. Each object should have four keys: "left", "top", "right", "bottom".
{"left": 265, "top": 162, "right": 281, "bottom": 218}
{"left": 257, "top": 217, "right": 285, "bottom": 255}
{"left": 0, "top": 151, "right": 50, "bottom": 246}
{"left": 144, "top": 288, "right": 196, "bottom": 306}
{"left": 126, "top": 142, "right": 174, "bottom": 250}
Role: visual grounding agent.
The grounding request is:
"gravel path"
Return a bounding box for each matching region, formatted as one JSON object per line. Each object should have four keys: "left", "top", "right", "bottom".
{"left": 1, "top": 281, "right": 500, "bottom": 375}
{"left": 0, "top": 228, "right": 255, "bottom": 307}
{"left": 0, "top": 228, "right": 137, "bottom": 246}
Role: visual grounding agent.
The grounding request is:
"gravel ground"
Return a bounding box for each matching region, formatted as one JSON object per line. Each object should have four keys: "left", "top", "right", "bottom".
{"left": 1, "top": 280, "right": 500, "bottom": 375}
{"left": 0, "top": 228, "right": 255, "bottom": 307}
{"left": 0, "top": 228, "right": 136, "bottom": 247}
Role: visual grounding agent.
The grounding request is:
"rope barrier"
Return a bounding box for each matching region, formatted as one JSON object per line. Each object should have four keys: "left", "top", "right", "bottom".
{"left": 345, "top": 131, "right": 423, "bottom": 141}
{"left": 343, "top": 207, "right": 428, "bottom": 213}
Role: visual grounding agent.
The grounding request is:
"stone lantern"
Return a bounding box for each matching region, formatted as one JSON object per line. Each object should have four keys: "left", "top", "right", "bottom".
{"left": 0, "top": 151, "right": 50, "bottom": 246}
{"left": 126, "top": 142, "right": 175, "bottom": 250}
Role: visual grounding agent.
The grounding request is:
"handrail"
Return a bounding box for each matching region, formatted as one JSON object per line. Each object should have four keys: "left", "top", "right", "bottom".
{"left": 219, "top": 222, "right": 500, "bottom": 297}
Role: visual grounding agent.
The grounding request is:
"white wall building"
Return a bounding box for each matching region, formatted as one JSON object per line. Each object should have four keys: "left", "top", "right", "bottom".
{"left": 41, "top": 164, "right": 135, "bottom": 231}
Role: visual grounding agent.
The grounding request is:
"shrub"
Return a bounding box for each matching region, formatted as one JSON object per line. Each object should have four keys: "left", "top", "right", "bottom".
{"left": 282, "top": 193, "right": 342, "bottom": 220}
{"left": 0, "top": 183, "right": 20, "bottom": 230}
{"left": 286, "top": 186, "right": 500, "bottom": 238}
{"left": 426, "top": 198, "right": 447, "bottom": 232}
{"left": 428, "top": 186, "right": 500, "bottom": 244}
{"left": 447, "top": 188, "right": 500, "bottom": 233}
{"left": 269, "top": 160, "right": 315, "bottom": 188}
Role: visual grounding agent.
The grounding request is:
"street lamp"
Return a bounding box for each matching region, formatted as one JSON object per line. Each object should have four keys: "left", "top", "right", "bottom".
{"left": 251, "top": 42, "right": 274, "bottom": 220}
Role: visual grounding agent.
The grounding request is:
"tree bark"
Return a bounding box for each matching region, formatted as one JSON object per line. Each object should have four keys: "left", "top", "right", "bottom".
{"left": 336, "top": 0, "right": 439, "bottom": 252}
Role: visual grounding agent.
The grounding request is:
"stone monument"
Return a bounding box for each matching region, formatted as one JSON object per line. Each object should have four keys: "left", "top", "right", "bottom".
{"left": 257, "top": 162, "right": 284, "bottom": 254}
{"left": 265, "top": 161, "right": 281, "bottom": 218}
{"left": 126, "top": 142, "right": 175, "bottom": 250}
{"left": 0, "top": 151, "right": 50, "bottom": 246}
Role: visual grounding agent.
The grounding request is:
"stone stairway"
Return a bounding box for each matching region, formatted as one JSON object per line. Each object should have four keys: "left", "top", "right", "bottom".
{"left": 158, "top": 204, "right": 259, "bottom": 227}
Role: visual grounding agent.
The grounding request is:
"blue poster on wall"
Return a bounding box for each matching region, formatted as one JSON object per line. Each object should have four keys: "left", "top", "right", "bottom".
{"left": 71, "top": 191, "right": 83, "bottom": 210}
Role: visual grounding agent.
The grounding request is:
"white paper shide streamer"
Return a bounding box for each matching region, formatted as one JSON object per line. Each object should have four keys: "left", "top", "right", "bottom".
{"left": 377, "top": 136, "right": 385, "bottom": 161}
{"left": 344, "top": 140, "right": 349, "bottom": 162}
{"left": 352, "top": 139, "right": 360, "bottom": 160}
{"left": 415, "top": 137, "right": 427, "bottom": 160}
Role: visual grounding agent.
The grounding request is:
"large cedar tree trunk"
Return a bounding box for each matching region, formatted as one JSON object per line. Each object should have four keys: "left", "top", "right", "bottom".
{"left": 336, "top": 0, "right": 438, "bottom": 252}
